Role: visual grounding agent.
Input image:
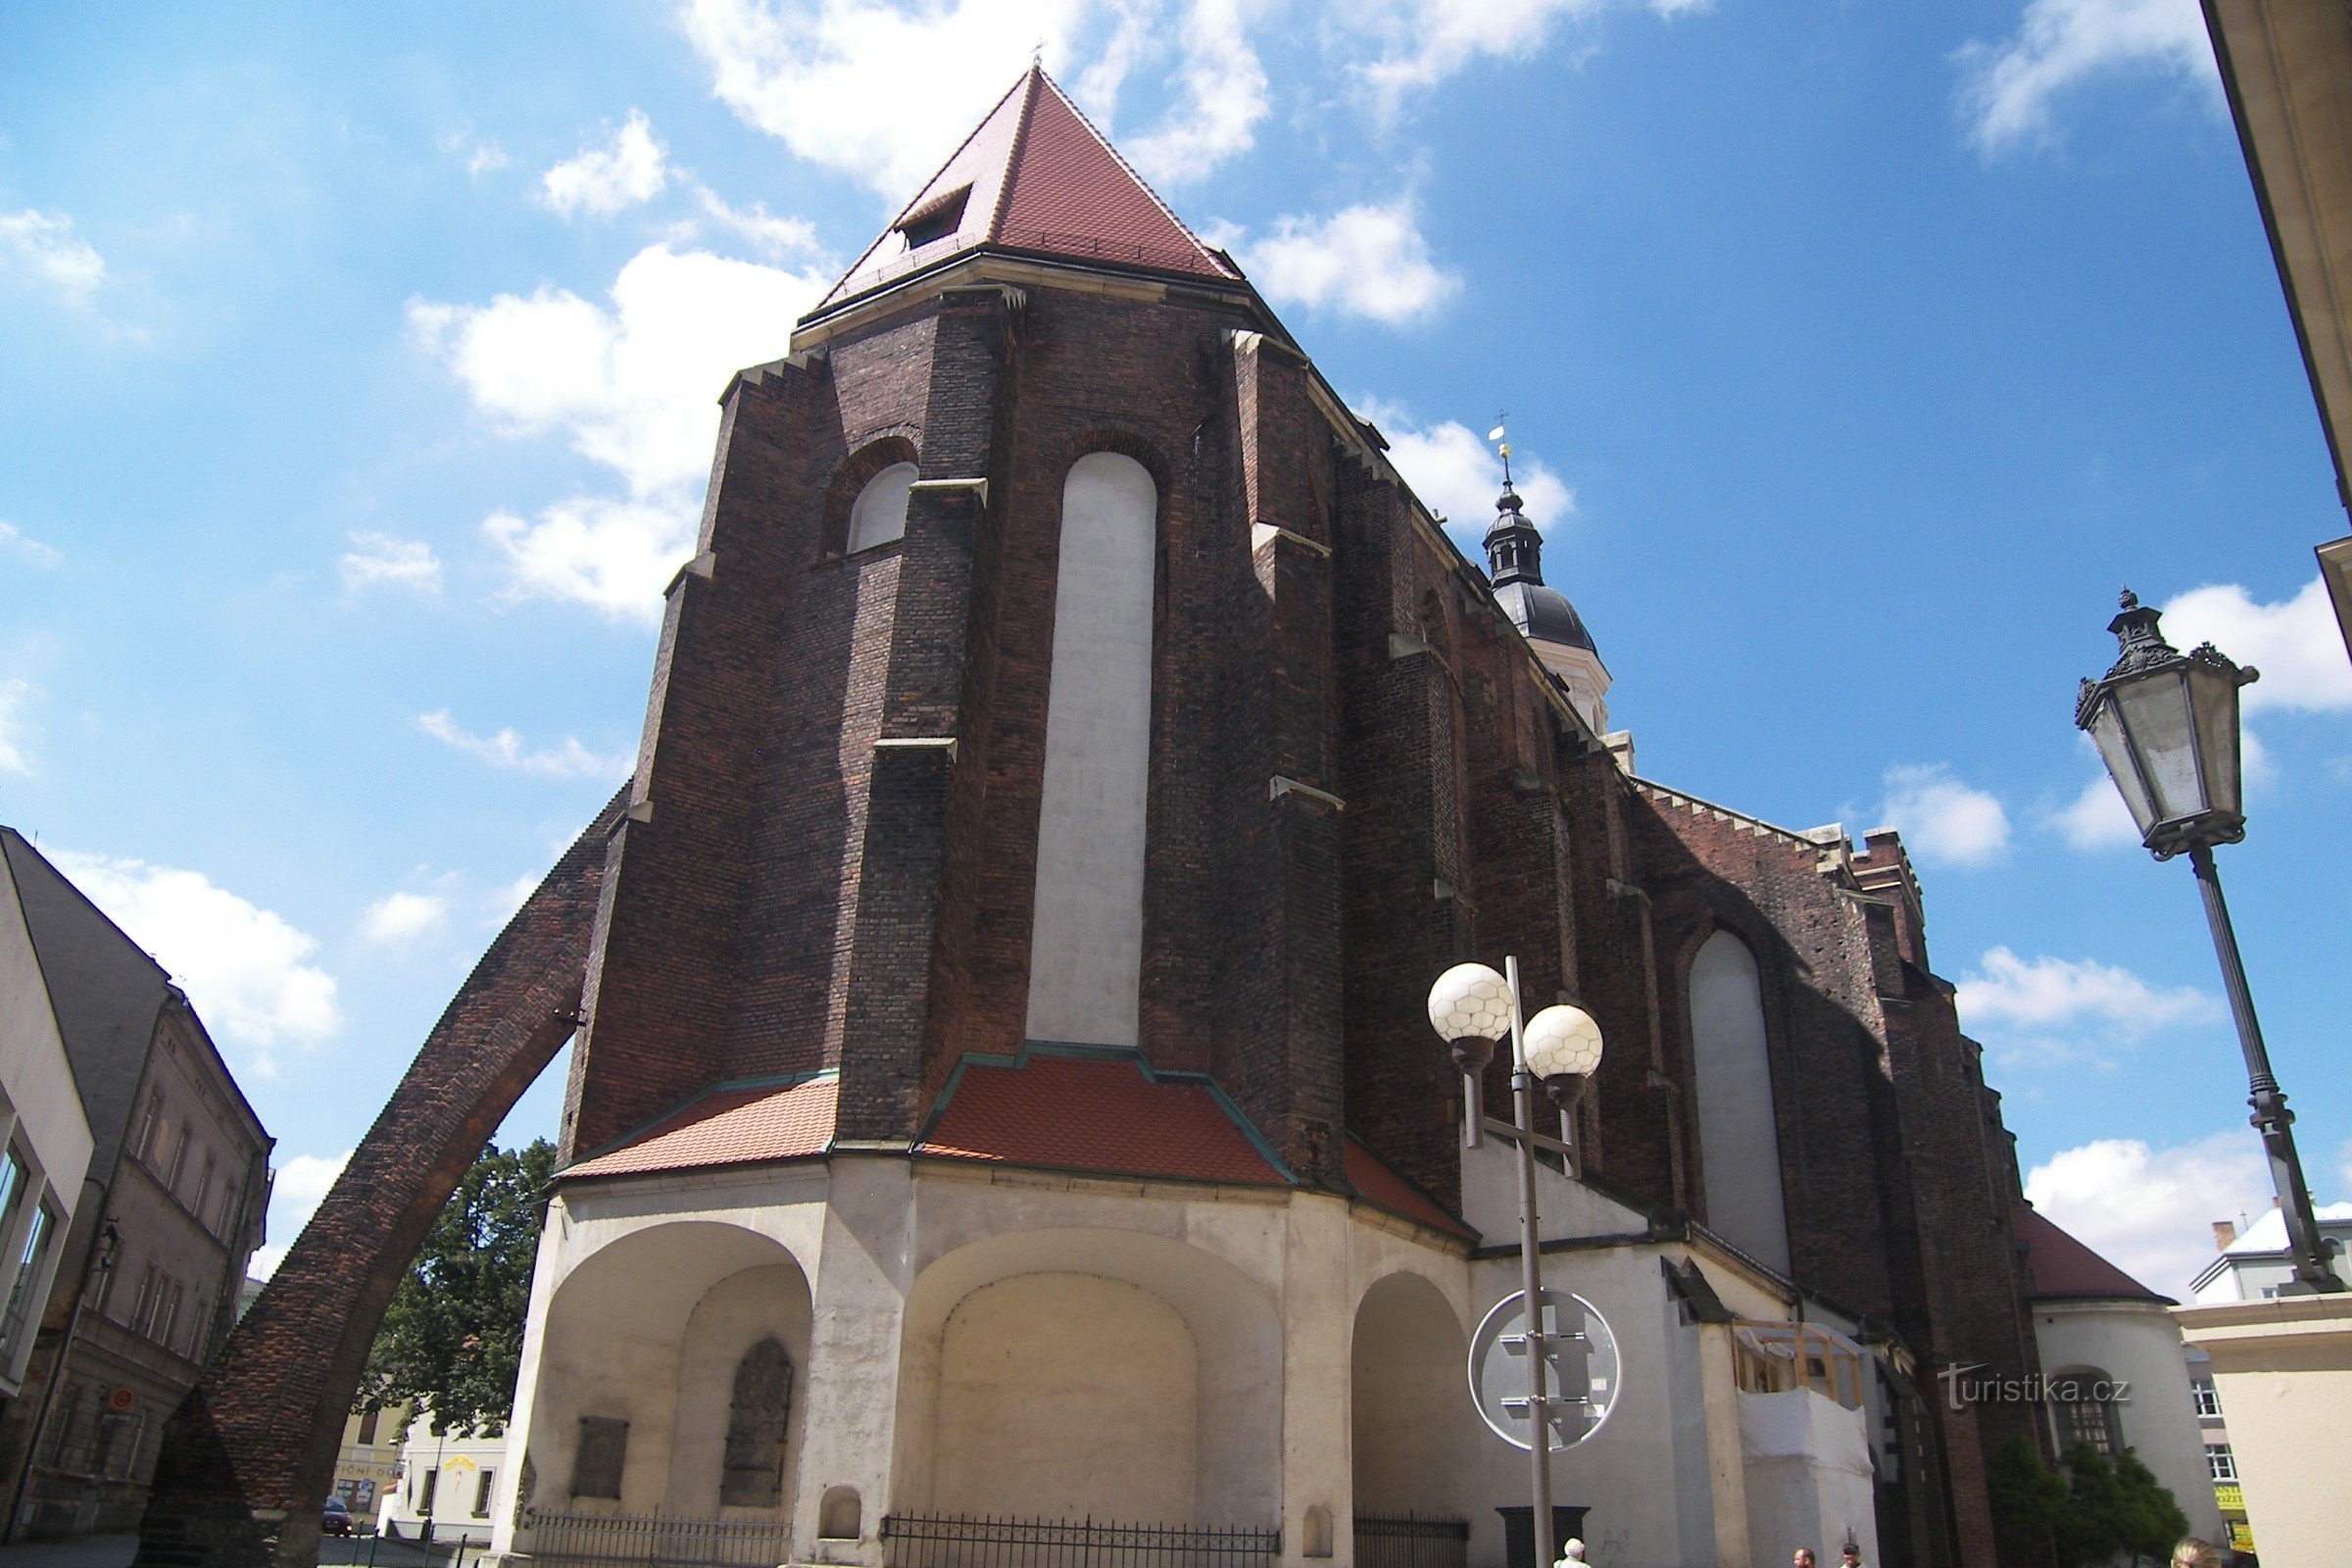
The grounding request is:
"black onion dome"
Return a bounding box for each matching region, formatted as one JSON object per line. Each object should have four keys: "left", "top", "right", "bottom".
{"left": 1494, "top": 580, "right": 1597, "bottom": 655}
{"left": 1483, "top": 478, "right": 1598, "bottom": 656}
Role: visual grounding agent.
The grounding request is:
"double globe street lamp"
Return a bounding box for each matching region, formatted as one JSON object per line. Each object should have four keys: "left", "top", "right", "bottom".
{"left": 2077, "top": 589, "right": 2343, "bottom": 1295}
{"left": 1428, "top": 957, "right": 1605, "bottom": 1568}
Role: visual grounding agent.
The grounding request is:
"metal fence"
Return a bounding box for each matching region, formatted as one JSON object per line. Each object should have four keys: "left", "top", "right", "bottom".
{"left": 880, "top": 1514, "right": 1281, "bottom": 1568}
{"left": 1352, "top": 1516, "right": 1470, "bottom": 1568}
{"left": 519, "top": 1509, "right": 794, "bottom": 1568}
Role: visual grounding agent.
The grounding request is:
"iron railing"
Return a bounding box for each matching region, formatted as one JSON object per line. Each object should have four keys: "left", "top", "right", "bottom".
{"left": 880, "top": 1514, "right": 1280, "bottom": 1568}
{"left": 1352, "top": 1516, "right": 1470, "bottom": 1568}
{"left": 520, "top": 1509, "right": 792, "bottom": 1568}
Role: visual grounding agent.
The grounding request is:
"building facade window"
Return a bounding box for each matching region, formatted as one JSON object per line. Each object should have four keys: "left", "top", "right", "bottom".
{"left": 357, "top": 1408, "right": 380, "bottom": 1446}
{"left": 2191, "top": 1380, "right": 2221, "bottom": 1418}
{"left": 2, "top": 1199, "right": 56, "bottom": 1352}
{"left": 1688, "top": 930, "right": 1793, "bottom": 1275}
{"left": 127, "top": 1262, "right": 158, "bottom": 1332}
{"left": 1025, "top": 451, "right": 1157, "bottom": 1050}
{"left": 0, "top": 1149, "right": 24, "bottom": 1232}
{"left": 720, "top": 1337, "right": 793, "bottom": 1506}
{"left": 2207, "top": 1444, "right": 2237, "bottom": 1482}
{"left": 417, "top": 1467, "right": 437, "bottom": 1515}
{"left": 2050, "top": 1369, "right": 2122, "bottom": 1456}
{"left": 846, "top": 463, "right": 916, "bottom": 554}
{"left": 166, "top": 1120, "right": 193, "bottom": 1192}
{"left": 153, "top": 1280, "right": 183, "bottom": 1348}
{"left": 131, "top": 1092, "right": 164, "bottom": 1166}
{"left": 474, "top": 1469, "right": 496, "bottom": 1517}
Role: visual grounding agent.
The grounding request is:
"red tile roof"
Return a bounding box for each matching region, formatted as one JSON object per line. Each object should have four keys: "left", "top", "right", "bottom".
{"left": 815, "top": 67, "right": 1239, "bottom": 313}
{"left": 562, "top": 1076, "right": 838, "bottom": 1181}
{"left": 2013, "top": 1205, "right": 2171, "bottom": 1303}
{"left": 918, "top": 1052, "right": 1287, "bottom": 1187}
{"left": 1344, "top": 1137, "right": 1478, "bottom": 1241}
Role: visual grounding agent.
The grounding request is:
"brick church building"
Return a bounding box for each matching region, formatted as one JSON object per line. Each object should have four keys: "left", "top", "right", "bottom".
{"left": 140, "top": 67, "right": 2058, "bottom": 1568}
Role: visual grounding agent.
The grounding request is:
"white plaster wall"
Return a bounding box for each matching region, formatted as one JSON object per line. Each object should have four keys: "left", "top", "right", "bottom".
{"left": 1688, "top": 933, "right": 1792, "bottom": 1276}
{"left": 1737, "top": 1391, "right": 1875, "bottom": 1566}
{"left": 2034, "top": 1301, "right": 2225, "bottom": 1543}
{"left": 1026, "top": 452, "right": 1156, "bottom": 1049}
{"left": 934, "top": 1272, "right": 1198, "bottom": 1522}
{"left": 1469, "top": 1246, "right": 1717, "bottom": 1568}
{"left": 663, "top": 1263, "right": 814, "bottom": 1518}
{"left": 1350, "top": 1271, "right": 1473, "bottom": 1516}
{"left": 0, "top": 859, "right": 93, "bottom": 1389}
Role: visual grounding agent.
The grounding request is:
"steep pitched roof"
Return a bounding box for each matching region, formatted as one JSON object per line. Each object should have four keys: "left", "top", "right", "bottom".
{"left": 1, "top": 828, "right": 173, "bottom": 1174}
{"left": 814, "top": 66, "right": 1240, "bottom": 314}
{"left": 561, "top": 1075, "right": 839, "bottom": 1182}
{"left": 917, "top": 1051, "right": 1288, "bottom": 1187}
{"left": 2013, "top": 1204, "right": 2172, "bottom": 1303}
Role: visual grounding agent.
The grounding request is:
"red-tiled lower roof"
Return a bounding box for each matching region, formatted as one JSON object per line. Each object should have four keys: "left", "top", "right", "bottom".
{"left": 562, "top": 1076, "right": 838, "bottom": 1181}
{"left": 918, "top": 1053, "right": 1287, "bottom": 1187}
{"left": 2013, "top": 1204, "right": 2171, "bottom": 1303}
{"left": 1344, "top": 1137, "right": 1479, "bottom": 1242}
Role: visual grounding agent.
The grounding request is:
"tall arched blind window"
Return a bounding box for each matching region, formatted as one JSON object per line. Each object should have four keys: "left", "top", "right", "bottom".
{"left": 1025, "top": 452, "right": 1156, "bottom": 1048}
{"left": 719, "top": 1337, "right": 792, "bottom": 1507}
{"left": 1690, "top": 930, "right": 1792, "bottom": 1274}
{"left": 847, "top": 463, "right": 916, "bottom": 554}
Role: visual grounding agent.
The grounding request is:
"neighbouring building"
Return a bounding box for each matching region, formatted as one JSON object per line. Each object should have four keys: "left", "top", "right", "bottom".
{"left": 328, "top": 1401, "right": 408, "bottom": 1528}
{"left": 2174, "top": 1205, "right": 2352, "bottom": 1565}
{"left": 2009, "top": 1207, "right": 2223, "bottom": 1544}
{"left": 461, "top": 68, "right": 2059, "bottom": 1568}
{"left": 376, "top": 1414, "right": 505, "bottom": 1546}
{"left": 2181, "top": 1344, "right": 2251, "bottom": 1559}
{"left": 0, "top": 835, "right": 97, "bottom": 1412}
{"left": 0, "top": 830, "right": 271, "bottom": 1541}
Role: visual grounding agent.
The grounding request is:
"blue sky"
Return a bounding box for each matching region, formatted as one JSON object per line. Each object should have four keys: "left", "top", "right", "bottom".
{"left": 3, "top": 0, "right": 2345, "bottom": 1291}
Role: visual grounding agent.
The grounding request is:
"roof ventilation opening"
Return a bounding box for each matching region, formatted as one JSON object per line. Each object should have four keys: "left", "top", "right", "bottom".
{"left": 897, "top": 185, "right": 971, "bottom": 251}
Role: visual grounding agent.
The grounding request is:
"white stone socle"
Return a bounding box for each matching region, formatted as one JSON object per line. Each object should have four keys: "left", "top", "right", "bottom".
{"left": 1025, "top": 452, "right": 1157, "bottom": 1048}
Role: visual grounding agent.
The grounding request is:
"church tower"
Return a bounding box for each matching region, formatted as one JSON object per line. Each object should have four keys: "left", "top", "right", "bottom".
{"left": 1484, "top": 471, "right": 1610, "bottom": 736}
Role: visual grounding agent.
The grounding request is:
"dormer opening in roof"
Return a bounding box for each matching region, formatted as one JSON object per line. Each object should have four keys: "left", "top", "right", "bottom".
{"left": 805, "top": 64, "right": 1243, "bottom": 322}
{"left": 1481, "top": 423, "right": 1613, "bottom": 738}
{"left": 897, "top": 184, "right": 971, "bottom": 252}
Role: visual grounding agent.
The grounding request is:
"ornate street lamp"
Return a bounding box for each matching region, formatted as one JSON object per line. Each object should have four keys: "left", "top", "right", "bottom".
{"left": 2078, "top": 590, "right": 2343, "bottom": 1295}
{"left": 1428, "top": 958, "right": 1607, "bottom": 1568}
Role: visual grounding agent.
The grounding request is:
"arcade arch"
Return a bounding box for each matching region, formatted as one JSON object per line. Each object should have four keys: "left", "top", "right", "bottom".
{"left": 893, "top": 1226, "right": 1280, "bottom": 1527}
{"left": 1349, "top": 1270, "right": 1473, "bottom": 1520}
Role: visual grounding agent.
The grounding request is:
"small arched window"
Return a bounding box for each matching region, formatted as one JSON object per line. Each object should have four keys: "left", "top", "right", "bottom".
{"left": 2049, "top": 1367, "right": 2121, "bottom": 1457}
{"left": 847, "top": 463, "right": 916, "bottom": 554}
{"left": 719, "top": 1337, "right": 793, "bottom": 1507}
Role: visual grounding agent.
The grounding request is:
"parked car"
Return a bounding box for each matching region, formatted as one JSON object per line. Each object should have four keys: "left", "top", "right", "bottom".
{"left": 321, "top": 1498, "right": 356, "bottom": 1538}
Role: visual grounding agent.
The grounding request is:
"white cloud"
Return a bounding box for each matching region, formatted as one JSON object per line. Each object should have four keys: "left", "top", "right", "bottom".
{"left": 690, "top": 186, "right": 822, "bottom": 261}
{"left": 413, "top": 242, "right": 821, "bottom": 500}
{"left": 1348, "top": 0, "right": 1683, "bottom": 101}
{"left": 488, "top": 872, "right": 543, "bottom": 923}
{"left": 483, "top": 496, "right": 699, "bottom": 623}
{"left": 1122, "top": 0, "right": 1271, "bottom": 186}
{"left": 339, "top": 531, "right": 443, "bottom": 595}
{"left": 358, "top": 891, "right": 450, "bottom": 945}
{"left": 1874, "top": 763, "right": 2011, "bottom": 867}
{"left": 251, "top": 1148, "right": 353, "bottom": 1280}
{"left": 0, "top": 521, "right": 62, "bottom": 567}
{"left": 0, "top": 208, "right": 106, "bottom": 310}
{"left": 0, "top": 679, "right": 37, "bottom": 775}
{"left": 1230, "top": 199, "right": 1460, "bottom": 324}
{"left": 2053, "top": 772, "right": 2139, "bottom": 850}
{"left": 2025, "top": 1131, "right": 2268, "bottom": 1294}
{"left": 470, "top": 143, "right": 512, "bottom": 177}
{"left": 2161, "top": 577, "right": 2352, "bottom": 713}
{"left": 686, "top": 0, "right": 1094, "bottom": 195}
{"left": 1356, "top": 399, "right": 1575, "bottom": 532}
{"left": 1959, "top": 945, "right": 2215, "bottom": 1033}
{"left": 1955, "top": 0, "right": 2214, "bottom": 155}
{"left": 417, "top": 710, "right": 635, "bottom": 781}
{"left": 413, "top": 241, "right": 824, "bottom": 618}
{"left": 539, "top": 111, "right": 670, "bottom": 219}
{"left": 50, "top": 851, "right": 342, "bottom": 1070}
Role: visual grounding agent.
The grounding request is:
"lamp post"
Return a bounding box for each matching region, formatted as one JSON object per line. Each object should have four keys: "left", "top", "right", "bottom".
{"left": 1428, "top": 958, "right": 1605, "bottom": 1568}
{"left": 2077, "top": 589, "right": 2343, "bottom": 1295}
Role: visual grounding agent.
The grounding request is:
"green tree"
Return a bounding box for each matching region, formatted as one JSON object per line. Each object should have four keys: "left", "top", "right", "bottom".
{"left": 1986, "top": 1432, "right": 2066, "bottom": 1567}
{"left": 357, "top": 1138, "right": 557, "bottom": 1437}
